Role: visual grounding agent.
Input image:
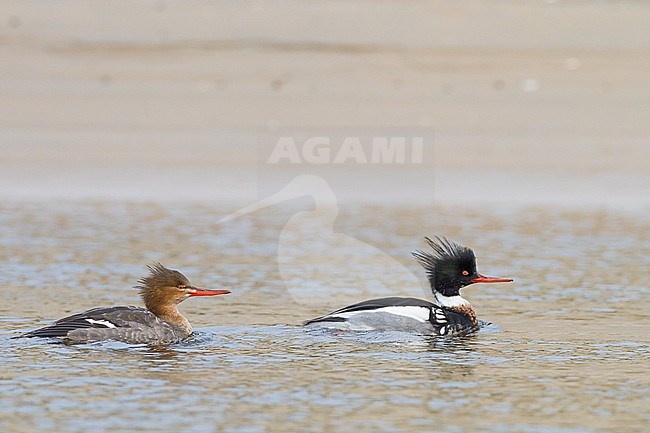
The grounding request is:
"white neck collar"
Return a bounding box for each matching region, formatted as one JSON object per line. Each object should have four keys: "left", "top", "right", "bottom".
{"left": 434, "top": 293, "right": 470, "bottom": 308}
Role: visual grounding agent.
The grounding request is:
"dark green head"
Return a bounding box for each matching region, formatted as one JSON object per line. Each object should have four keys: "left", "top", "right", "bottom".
{"left": 412, "top": 237, "right": 512, "bottom": 297}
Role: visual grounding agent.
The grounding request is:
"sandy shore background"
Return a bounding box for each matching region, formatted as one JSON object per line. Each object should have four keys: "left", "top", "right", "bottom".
{"left": 0, "top": 1, "right": 648, "bottom": 209}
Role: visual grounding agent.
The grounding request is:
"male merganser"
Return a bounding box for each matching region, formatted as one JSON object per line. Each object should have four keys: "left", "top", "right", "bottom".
{"left": 304, "top": 237, "right": 513, "bottom": 336}
{"left": 17, "top": 263, "right": 231, "bottom": 345}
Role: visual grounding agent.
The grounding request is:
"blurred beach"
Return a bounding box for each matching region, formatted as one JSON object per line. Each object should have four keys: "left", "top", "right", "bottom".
{"left": 0, "top": 0, "right": 648, "bottom": 208}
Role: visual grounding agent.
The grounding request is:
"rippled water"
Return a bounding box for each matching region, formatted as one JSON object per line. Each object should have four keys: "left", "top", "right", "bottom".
{"left": 1, "top": 201, "right": 648, "bottom": 432}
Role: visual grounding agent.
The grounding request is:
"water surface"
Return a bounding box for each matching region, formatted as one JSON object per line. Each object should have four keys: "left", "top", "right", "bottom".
{"left": 1, "top": 201, "right": 648, "bottom": 432}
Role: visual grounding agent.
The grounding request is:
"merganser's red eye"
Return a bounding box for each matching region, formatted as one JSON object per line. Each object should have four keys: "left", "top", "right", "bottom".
{"left": 462, "top": 270, "right": 469, "bottom": 276}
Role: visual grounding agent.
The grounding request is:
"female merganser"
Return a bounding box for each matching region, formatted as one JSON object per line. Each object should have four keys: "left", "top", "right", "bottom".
{"left": 17, "top": 263, "right": 231, "bottom": 345}
{"left": 304, "top": 237, "right": 513, "bottom": 336}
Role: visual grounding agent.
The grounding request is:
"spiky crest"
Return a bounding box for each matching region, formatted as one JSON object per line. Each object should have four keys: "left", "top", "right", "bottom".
{"left": 411, "top": 236, "right": 477, "bottom": 296}
{"left": 135, "top": 263, "right": 190, "bottom": 299}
